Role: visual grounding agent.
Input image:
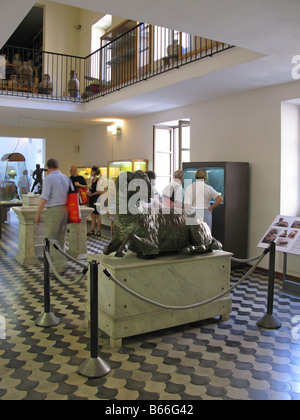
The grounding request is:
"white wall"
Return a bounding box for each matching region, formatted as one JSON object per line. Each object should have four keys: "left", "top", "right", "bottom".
{"left": 39, "top": 1, "right": 128, "bottom": 100}
{"left": 42, "top": 0, "right": 80, "bottom": 56}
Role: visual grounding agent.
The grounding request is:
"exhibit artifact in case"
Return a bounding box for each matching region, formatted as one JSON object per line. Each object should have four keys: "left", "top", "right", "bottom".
{"left": 0, "top": 153, "right": 30, "bottom": 202}
{"left": 108, "top": 159, "right": 148, "bottom": 182}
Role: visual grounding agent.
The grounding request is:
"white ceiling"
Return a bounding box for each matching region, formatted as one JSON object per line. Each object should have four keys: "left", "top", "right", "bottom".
{"left": 1, "top": 0, "right": 300, "bottom": 128}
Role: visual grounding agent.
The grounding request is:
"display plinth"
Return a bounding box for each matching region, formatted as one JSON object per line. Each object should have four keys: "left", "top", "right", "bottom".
{"left": 86, "top": 250, "right": 232, "bottom": 347}
{"left": 13, "top": 205, "right": 45, "bottom": 266}
{"left": 12, "top": 206, "right": 94, "bottom": 266}
{"left": 67, "top": 207, "right": 94, "bottom": 259}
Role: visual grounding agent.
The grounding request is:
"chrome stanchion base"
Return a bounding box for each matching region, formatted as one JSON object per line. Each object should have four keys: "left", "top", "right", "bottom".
{"left": 35, "top": 312, "right": 60, "bottom": 328}
{"left": 257, "top": 314, "right": 282, "bottom": 330}
{"left": 78, "top": 357, "right": 111, "bottom": 379}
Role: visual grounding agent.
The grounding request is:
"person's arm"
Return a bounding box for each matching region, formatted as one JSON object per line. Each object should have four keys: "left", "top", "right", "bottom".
{"left": 87, "top": 179, "right": 102, "bottom": 197}
{"left": 35, "top": 198, "right": 47, "bottom": 225}
{"left": 75, "top": 182, "right": 89, "bottom": 189}
{"left": 209, "top": 195, "right": 223, "bottom": 212}
{"left": 97, "top": 179, "right": 108, "bottom": 196}
{"left": 174, "top": 185, "right": 184, "bottom": 209}
{"left": 74, "top": 176, "right": 89, "bottom": 189}
{"left": 184, "top": 185, "right": 193, "bottom": 213}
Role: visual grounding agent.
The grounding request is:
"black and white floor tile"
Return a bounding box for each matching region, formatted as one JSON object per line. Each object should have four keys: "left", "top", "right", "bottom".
{"left": 0, "top": 211, "right": 300, "bottom": 400}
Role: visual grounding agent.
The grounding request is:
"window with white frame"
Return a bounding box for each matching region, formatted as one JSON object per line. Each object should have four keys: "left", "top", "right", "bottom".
{"left": 154, "top": 120, "right": 190, "bottom": 194}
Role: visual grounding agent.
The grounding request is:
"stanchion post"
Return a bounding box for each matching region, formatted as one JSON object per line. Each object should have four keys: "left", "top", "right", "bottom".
{"left": 78, "top": 260, "right": 111, "bottom": 378}
{"left": 35, "top": 238, "right": 60, "bottom": 328}
{"left": 257, "top": 241, "right": 282, "bottom": 330}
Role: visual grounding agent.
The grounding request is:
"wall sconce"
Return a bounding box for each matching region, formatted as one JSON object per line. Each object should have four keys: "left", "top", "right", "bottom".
{"left": 107, "top": 125, "right": 117, "bottom": 135}
{"left": 107, "top": 124, "right": 122, "bottom": 136}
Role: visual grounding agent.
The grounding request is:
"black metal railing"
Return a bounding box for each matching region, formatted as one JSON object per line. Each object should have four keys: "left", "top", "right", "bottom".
{"left": 0, "top": 23, "right": 234, "bottom": 103}
{"left": 0, "top": 45, "right": 84, "bottom": 102}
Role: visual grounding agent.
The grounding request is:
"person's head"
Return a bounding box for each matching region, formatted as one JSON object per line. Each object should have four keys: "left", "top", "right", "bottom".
{"left": 146, "top": 171, "right": 156, "bottom": 181}
{"left": 47, "top": 158, "right": 59, "bottom": 172}
{"left": 146, "top": 171, "right": 156, "bottom": 184}
{"left": 174, "top": 170, "right": 184, "bottom": 183}
{"left": 91, "top": 166, "right": 101, "bottom": 177}
{"left": 70, "top": 166, "right": 78, "bottom": 177}
{"left": 195, "top": 168, "right": 207, "bottom": 181}
{"left": 36, "top": 164, "right": 40, "bottom": 169}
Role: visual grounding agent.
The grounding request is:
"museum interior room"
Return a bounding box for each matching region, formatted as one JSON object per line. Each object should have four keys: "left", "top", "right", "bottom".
{"left": 0, "top": 0, "right": 300, "bottom": 401}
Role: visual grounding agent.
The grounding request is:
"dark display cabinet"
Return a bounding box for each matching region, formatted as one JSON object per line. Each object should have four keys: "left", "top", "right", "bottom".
{"left": 183, "top": 162, "right": 250, "bottom": 259}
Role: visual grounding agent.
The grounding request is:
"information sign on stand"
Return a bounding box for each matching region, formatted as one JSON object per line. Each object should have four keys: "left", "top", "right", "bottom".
{"left": 258, "top": 215, "right": 300, "bottom": 255}
{"left": 258, "top": 215, "right": 300, "bottom": 297}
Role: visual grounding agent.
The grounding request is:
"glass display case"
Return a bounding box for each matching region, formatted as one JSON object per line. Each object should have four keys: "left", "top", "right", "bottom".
{"left": 183, "top": 162, "right": 250, "bottom": 260}
{"left": 108, "top": 159, "right": 148, "bottom": 182}
{"left": 0, "top": 153, "right": 29, "bottom": 202}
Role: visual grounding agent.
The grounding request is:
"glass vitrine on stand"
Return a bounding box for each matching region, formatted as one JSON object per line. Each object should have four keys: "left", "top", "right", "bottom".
{"left": 0, "top": 153, "right": 30, "bottom": 202}
{"left": 0, "top": 153, "right": 26, "bottom": 238}
{"left": 108, "top": 159, "right": 148, "bottom": 182}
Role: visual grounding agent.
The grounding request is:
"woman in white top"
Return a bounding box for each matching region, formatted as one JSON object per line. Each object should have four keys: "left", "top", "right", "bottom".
{"left": 184, "top": 168, "right": 223, "bottom": 230}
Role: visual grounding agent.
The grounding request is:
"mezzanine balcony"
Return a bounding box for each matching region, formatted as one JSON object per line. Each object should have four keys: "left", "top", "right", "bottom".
{"left": 0, "top": 22, "right": 233, "bottom": 104}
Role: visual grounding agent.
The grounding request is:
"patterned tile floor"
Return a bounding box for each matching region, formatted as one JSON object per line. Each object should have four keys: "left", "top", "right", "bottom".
{"left": 0, "top": 211, "right": 300, "bottom": 400}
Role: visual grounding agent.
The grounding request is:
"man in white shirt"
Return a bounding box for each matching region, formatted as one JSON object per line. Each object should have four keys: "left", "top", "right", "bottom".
{"left": 162, "top": 170, "right": 184, "bottom": 211}
{"left": 184, "top": 168, "right": 223, "bottom": 230}
{"left": 35, "top": 158, "right": 70, "bottom": 273}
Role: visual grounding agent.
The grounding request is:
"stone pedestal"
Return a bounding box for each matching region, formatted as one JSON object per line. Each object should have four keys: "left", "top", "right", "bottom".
{"left": 21, "top": 194, "right": 40, "bottom": 207}
{"left": 87, "top": 250, "right": 233, "bottom": 347}
{"left": 13, "top": 206, "right": 45, "bottom": 266}
{"left": 12, "top": 205, "right": 93, "bottom": 266}
{"left": 67, "top": 207, "right": 94, "bottom": 259}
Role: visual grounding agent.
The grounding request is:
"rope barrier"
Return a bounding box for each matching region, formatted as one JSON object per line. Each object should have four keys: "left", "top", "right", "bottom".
{"left": 98, "top": 248, "right": 270, "bottom": 311}
{"left": 231, "top": 254, "right": 262, "bottom": 264}
{"left": 45, "top": 238, "right": 271, "bottom": 311}
{"left": 36, "top": 238, "right": 279, "bottom": 379}
{"left": 50, "top": 240, "right": 87, "bottom": 269}
{"left": 42, "top": 239, "right": 88, "bottom": 286}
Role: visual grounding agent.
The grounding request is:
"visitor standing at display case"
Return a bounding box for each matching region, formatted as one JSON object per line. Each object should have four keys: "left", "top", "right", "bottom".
{"left": 87, "top": 166, "right": 103, "bottom": 237}
{"left": 162, "top": 170, "right": 184, "bottom": 209}
{"left": 69, "top": 165, "right": 89, "bottom": 205}
{"left": 69, "top": 166, "right": 88, "bottom": 191}
{"left": 146, "top": 170, "right": 160, "bottom": 208}
{"left": 184, "top": 168, "right": 223, "bottom": 230}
